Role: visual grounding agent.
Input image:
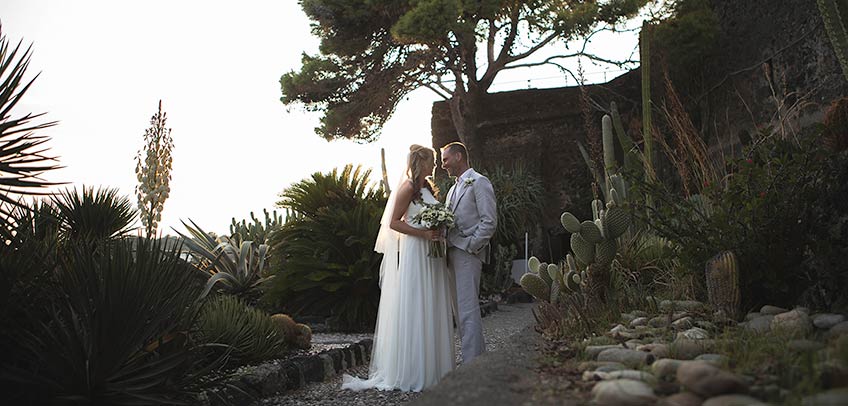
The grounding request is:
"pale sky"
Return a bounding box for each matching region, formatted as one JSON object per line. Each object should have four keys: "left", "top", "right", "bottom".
{"left": 1, "top": 1, "right": 640, "bottom": 235}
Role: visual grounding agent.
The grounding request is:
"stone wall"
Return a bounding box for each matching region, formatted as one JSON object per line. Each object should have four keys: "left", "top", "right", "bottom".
{"left": 431, "top": 73, "right": 642, "bottom": 261}
{"left": 429, "top": 0, "right": 846, "bottom": 261}
{"left": 699, "top": 0, "right": 847, "bottom": 149}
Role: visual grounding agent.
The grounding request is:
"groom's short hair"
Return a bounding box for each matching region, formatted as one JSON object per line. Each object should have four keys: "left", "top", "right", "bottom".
{"left": 442, "top": 142, "right": 468, "bottom": 163}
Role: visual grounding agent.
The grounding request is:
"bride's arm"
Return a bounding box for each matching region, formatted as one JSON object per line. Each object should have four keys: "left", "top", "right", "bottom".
{"left": 390, "top": 181, "right": 440, "bottom": 240}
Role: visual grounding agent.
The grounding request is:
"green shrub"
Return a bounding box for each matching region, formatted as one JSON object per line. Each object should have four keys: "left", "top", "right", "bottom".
{"left": 637, "top": 133, "right": 848, "bottom": 310}
{"left": 0, "top": 238, "right": 216, "bottom": 405}
{"left": 264, "top": 164, "right": 386, "bottom": 332}
{"left": 487, "top": 163, "right": 545, "bottom": 245}
{"left": 198, "top": 295, "right": 288, "bottom": 366}
{"left": 52, "top": 186, "right": 138, "bottom": 243}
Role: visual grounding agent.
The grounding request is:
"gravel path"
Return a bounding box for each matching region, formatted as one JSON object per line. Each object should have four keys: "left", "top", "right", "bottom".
{"left": 255, "top": 303, "right": 535, "bottom": 406}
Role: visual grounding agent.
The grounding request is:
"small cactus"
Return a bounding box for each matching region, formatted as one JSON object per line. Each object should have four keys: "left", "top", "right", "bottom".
{"left": 271, "top": 313, "right": 312, "bottom": 349}
{"left": 705, "top": 251, "right": 741, "bottom": 321}
{"left": 292, "top": 323, "right": 312, "bottom": 350}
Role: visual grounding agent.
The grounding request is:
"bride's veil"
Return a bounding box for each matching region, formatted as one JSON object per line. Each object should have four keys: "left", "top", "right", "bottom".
{"left": 373, "top": 168, "right": 408, "bottom": 287}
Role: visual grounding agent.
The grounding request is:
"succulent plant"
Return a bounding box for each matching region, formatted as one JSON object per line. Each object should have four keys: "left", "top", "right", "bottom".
{"left": 520, "top": 111, "right": 637, "bottom": 307}
{"left": 519, "top": 270, "right": 550, "bottom": 302}
{"left": 270, "top": 313, "right": 312, "bottom": 350}
{"left": 705, "top": 251, "right": 741, "bottom": 321}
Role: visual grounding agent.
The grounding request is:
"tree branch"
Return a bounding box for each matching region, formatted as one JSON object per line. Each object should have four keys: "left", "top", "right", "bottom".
{"left": 506, "top": 31, "right": 559, "bottom": 64}
{"left": 487, "top": 18, "right": 496, "bottom": 66}
{"left": 424, "top": 83, "right": 451, "bottom": 100}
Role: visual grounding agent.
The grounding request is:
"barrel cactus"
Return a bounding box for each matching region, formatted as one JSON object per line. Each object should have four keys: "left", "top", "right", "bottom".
{"left": 705, "top": 251, "right": 741, "bottom": 321}
{"left": 271, "top": 313, "right": 312, "bottom": 349}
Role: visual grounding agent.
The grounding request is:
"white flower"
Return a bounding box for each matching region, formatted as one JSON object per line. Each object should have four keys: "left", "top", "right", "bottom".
{"left": 464, "top": 177, "right": 475, "bottom": 186}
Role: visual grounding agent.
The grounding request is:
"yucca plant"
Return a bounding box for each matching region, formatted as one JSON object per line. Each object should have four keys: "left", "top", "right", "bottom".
{"left": 197, "top": 294, "right": 288, "bottom": 367}
{"left": 0, "top": 238, "right": 218, "bottom": 405}
{"left": 51, "top": 186, "right": 138, "bottom": 243}
{"left": 265, "top": 164, "right": 386, "bottom": 331}
{"left": 177, "top": 218, "right": 272, "bottom": 301}
{"left": 0, "top": 24, "right": 61, "bottom": 219}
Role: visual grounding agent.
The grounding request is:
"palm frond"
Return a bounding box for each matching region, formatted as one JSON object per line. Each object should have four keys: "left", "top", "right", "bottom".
{"left": 0, "top": 24, "right": 61, "bottom": 218}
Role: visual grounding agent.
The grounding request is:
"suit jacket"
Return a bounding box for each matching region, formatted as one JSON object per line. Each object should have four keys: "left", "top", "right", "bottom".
{"left": 445, "top": 168, "right": 497, "bottom": 264}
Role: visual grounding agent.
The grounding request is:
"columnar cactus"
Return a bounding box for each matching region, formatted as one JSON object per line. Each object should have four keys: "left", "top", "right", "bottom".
{"left": 230, "top": 208, "right": 284, "bottom": 245}
{"left": 521, "top": 111, "right": 635, "bottom": 307}
{"left": 705, "top": 251, "right": 741, "bottom": 320}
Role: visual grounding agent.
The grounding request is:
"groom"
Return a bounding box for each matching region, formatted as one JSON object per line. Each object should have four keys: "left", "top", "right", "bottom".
{"left": 441, "top": 142, "right": 497, "bottom": 364}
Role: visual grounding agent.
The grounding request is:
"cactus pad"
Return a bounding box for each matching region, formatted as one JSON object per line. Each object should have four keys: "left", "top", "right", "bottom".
{"left": 528, "top": 256, "right": 541, "bottom": 273}
{"left": 604, "top": 205, "right": 630, "bottom": 239}
{"left": 560, "top": 212, "right": 582, "bottom": 233}
{"left": 547, "top": 263, "right": 561, "bottom": 283}
{"left": 520, "top": 273, "right": 550, "bottom": 302}
{"left": 580, "top": 220, "right": 603, "bottom": 243}
{"left": 595, "top": 238, "right": 617, "bottom": 266}
{"left": 571, "top": 232, "right": 595, "bottom": 265}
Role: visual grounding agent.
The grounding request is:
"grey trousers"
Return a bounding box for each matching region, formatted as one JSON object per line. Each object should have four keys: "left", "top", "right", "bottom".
{"left": 448, "top": 247, "right": 485, "bottom": 364}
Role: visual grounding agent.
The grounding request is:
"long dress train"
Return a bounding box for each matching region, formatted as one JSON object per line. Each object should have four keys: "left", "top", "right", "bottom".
{"left": 342, "top": 188, "right": 456, "bottom": 392}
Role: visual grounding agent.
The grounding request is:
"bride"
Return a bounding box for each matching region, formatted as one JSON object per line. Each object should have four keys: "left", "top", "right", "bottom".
{"left": 342, "top": 144, "right": 456, "bottom": 392}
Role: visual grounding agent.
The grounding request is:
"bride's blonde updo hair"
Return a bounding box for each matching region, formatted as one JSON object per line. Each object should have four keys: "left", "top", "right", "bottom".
{"left": 407, "top": 144, "right": 437, "bottom": 201}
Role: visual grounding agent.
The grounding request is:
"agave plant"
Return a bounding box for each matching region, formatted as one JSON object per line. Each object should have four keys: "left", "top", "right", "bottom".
{"left": 0, "top": 24, "right": 61, "bottom": 219}
{"left": 0, "top": 237, "right": 217, "bottom": 405}
{"left": 177, "top": 218, "right": 272, "bottom": 300}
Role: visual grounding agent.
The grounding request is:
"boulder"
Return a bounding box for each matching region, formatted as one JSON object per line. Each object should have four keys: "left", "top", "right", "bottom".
{"left": 813, "top": 314, "right": 845, "bottom": 329}
{"left": 597, "top": 348, "right": 655, "bottom": 368}
{"left": 659, "top": 392, "right": 703, "bottom": 406}
{"left": 702, "top": 394, "right": 767, "bottom": 406}
{"left": 770, "top": 309, "right": 812, "bottom": 335}
{"left": 760, "top": 305, "right": 788, "bottom": 315}
{"left": 677, "top": 361, "right": 749, "bottom": 397}
{"left": 591, "top": 379, "right": 658, "bottom": 406}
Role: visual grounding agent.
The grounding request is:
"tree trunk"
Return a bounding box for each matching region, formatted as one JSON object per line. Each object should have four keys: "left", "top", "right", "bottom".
{"left": 448, "top": 88, "right": 485, "bottom": 169}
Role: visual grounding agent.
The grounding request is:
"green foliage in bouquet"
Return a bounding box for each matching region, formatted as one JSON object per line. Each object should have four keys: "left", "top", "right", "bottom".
{"left": 265, "top": 164, "right": 386, "bottom": 332}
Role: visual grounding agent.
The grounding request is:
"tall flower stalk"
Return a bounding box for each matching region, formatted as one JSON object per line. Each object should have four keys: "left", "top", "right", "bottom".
{"left": 135, "top": 100, "right": 173, "bottom": 237}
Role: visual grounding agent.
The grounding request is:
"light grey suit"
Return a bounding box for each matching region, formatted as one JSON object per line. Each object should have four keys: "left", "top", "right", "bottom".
{"left": 445, "top": 168, "right": 497, "bottom": 364}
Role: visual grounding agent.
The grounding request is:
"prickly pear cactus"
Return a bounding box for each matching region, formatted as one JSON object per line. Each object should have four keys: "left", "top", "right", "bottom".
{"left": 520, "top": 271, "right": 550, "bottom": 302}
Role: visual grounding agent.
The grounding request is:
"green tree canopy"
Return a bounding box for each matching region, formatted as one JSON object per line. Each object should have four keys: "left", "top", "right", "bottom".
{"left": 281, "top": 0, "right": 648, "bottom": 162}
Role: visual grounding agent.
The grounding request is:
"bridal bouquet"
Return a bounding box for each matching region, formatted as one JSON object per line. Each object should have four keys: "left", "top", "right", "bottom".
{"left": 412, "top": 202, "right": 455, "bottom": 258}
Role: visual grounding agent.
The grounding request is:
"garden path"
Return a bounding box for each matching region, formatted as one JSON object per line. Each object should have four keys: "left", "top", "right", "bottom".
{"left": 255, "top": 302, "right": 536, "bottom": 406}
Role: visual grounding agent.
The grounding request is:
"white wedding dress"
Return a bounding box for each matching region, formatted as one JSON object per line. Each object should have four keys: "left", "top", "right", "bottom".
{"left": 342, "top": 187, "right": 456, "bottom": 392}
